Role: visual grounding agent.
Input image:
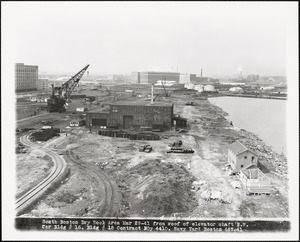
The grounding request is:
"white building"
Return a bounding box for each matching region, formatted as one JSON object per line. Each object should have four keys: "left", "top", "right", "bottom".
{"left": 228, "top": 141, "right": 258, "bottom": 172}
{"left": 15, "top": 63, "right": 38, "bottom": 91}
{"left": 179, "top": 73, "right": 197, "bottom": 84}
{"left": 184, "top": 83, "right": 195, "bottom": 89}
{"left": 204, "top": 85, "right": 215, "bottom": 92}
{"left": 155, "top": 80, "right": 176, "bottom": 87}
{"left": 229, "top": 87, "right": 244, "bottom": 93}
{"left": 260, "top": 86, "right": 275, "bottom": 91}
{"left": 194, "top": 85, "right": 204, "bottom": 92}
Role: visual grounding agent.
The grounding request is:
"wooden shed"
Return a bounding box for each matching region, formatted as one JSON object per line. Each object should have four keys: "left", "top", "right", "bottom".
{"left": 70, "top": 119, "right": 85, "bottom": 127}
{"left": 239, "top": 168, "right": 272, "bottom": 195}
{"left": 228, "top": 141, "right": 258, "bottom": 172}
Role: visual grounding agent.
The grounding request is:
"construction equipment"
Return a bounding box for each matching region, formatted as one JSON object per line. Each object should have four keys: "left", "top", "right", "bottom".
{"left": 167, "top": 147, "right": 194, "bottom": 154}
{"left": 47, "top": 64, "right": 90, "bottom": 112}
{"left": 139, "top": 144, "right": 153, "bottom": 153}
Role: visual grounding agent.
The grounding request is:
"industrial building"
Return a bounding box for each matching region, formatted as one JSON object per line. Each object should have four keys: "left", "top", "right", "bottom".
{"left": 228, "top": 141, "right": 258, "bottom": 172}
{"left": 179, "top": 73, "right": 197, "bottom": 84}
{"left": 38, "top": 78, "right": 49, "bottom": 90}
{"left": 86, "top": 101, "right": 174, "bottom": 131}
{"left": 132, "top": 71, "right": 180, "bottom": 84}
{"left": 15, "top": 63, "right": 38, "bottom": 91}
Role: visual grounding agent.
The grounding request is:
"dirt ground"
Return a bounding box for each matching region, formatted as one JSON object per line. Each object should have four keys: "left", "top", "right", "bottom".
{"left": 16, "top": 150, "right": 53, "bottom": 199}
{"left": 16, "top": 92, "right": 289, "bottom": 219}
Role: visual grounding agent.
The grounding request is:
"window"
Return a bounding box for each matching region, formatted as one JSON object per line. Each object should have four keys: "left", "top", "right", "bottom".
{"left": 241, "top": 165, "right": 244, "bottom": 168}
{"left": 244, "top": 156, "right": 247, "bottom": 159}
{"left": 251, "top": 156, "right": 255, "bottom": 163}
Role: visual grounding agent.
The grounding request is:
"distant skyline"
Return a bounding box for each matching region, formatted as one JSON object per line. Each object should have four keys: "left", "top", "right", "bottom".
{"left": 3, "top": 2, "right": 296, "bottom": 76}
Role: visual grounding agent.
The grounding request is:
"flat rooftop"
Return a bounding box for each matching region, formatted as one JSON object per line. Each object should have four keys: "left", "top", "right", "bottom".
{"left": 86, "top": 107, "right": 109, "bottom": 114}
{"left": 111, "top": 100, "right": 173, "bottom": 107}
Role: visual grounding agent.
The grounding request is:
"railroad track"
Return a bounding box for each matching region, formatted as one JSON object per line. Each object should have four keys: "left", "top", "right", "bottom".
{"left": 66, "top": 150, "right": 119, "bottom": 217}
{"left": 16, "top": 133, "right": 66, "bottom": 215}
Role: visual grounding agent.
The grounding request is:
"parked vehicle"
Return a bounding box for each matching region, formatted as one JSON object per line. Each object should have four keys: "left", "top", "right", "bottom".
{"left": 169, "top": 140, "right": 183, "bottom": 147}
{"left": 139, "top": 144, "right": 153, "bottom": 153}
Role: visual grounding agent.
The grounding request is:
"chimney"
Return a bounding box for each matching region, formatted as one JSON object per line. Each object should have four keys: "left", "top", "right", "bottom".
{"left": 151, "top": 84, "right": 154, "bottom": 104}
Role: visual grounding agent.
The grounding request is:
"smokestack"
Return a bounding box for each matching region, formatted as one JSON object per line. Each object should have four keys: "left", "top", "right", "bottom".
{"left": 201, "top": 69, "right": 203, "bottom": 78}
{"left": 151, "top": 84, "right": 154, "bottom": 104}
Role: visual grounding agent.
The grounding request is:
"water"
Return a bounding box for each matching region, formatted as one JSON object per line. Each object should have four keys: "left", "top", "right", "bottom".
{"left": 208, "top": 96, "right": 286, "bottom": 155}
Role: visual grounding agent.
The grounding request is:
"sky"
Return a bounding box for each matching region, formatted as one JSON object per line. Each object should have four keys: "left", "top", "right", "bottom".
{"left": 2, "top": 2, "right": 296, "bottom": 77}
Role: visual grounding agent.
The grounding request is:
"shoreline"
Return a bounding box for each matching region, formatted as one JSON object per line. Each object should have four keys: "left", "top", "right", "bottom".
{"left": 210, "top": 93, "right": 287, "bottom": 100}
{"left": 208, "top": 100, "right": 288, "bottom": 178}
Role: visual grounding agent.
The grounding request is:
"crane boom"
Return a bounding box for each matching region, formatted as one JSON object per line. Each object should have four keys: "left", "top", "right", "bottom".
{"left": 62, "top": 64, "right": 90, "bottom": 100}
{"left": 47, "top": 64, "right": 90, "bottom": 112}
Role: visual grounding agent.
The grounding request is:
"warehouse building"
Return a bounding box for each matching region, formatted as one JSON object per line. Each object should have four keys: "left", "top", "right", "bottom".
{"left": 86, "top": 101, "right": 174, "bottom": 131}
{"left": 131, "top": 71, "right": 180, "bottom": 84}
{"left": 86, "top": 111, "right": 110, "bottom": 129}
{"left": 15, "top": 63, "right": 38, "bottom": 92}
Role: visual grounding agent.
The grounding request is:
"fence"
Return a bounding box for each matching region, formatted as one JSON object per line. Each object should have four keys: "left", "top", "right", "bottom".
{"left": 98, "top": 130, "right": 160, "bottom": 140}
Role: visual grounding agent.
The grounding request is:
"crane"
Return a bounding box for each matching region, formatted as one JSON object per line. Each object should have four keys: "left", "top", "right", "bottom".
{"left": 47, "top": 64, "right": 90, "bottom": 112}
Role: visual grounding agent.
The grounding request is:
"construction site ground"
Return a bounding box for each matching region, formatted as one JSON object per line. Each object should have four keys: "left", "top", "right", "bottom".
{"left": 16, "top": 91, "right": 289, "bottom": 219}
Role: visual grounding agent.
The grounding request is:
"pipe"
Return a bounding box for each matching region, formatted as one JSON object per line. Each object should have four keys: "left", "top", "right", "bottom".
{"left": 151, "top": 84, "right": 154, "bottom": 104}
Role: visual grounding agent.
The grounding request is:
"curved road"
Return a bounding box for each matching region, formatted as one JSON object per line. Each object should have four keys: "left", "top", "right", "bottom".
{"left": 66, "top": 150, "right": 119, "bottom": 217}
{"left": 16, "top": 133, "right": 67, "bottom": 215}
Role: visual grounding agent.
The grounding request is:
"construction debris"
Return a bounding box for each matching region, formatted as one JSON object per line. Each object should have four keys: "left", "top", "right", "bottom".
{"left": 31, "top": 129, "right": 60, "bottom": 142}
{"left": 167, "top": 147, "right": 194, "bottom": 153}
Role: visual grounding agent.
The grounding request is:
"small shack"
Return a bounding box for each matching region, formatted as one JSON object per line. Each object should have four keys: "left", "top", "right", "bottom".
{"left": 228, "top": 141, "right": 258, "bottom": 172}
{"left": 173, "top": 116, "right": 188, "bottom": 129}
{"left": 85, "top": 96, "right": 96, "bottom": 102}
{"left": 239, "top": 168, "right": 272, "bottom": 195}
{"left": 70, "top": 119, "right": 85, "bottom": 127}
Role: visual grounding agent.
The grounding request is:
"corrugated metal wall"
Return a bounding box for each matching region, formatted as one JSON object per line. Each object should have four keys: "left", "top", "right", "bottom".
{"left": 86, "top": 113, "right": 109, "bottom": 128}
{"left": 86, "top": 104, "right": 173, "bottom": 130}
{"left": 110, "top": 104, "right": 173, "bottom": 129}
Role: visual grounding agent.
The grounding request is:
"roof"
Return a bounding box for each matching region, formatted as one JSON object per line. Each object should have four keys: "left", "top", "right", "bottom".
{"left": 173, "top": 116, "right": 187, "bottom": 121}
{"left": 111, "top": 101, "right": 173, "bottom": 107}
{"left": 229, "top": 141, "right": 258, "bottom": 156}
{"left": 86, "top": 107, "right": 109, "bottom": 114}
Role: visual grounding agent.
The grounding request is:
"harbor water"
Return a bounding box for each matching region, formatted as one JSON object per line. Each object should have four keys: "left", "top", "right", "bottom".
{"left": 208, "top": 96, "right": 286, "bottom": 155}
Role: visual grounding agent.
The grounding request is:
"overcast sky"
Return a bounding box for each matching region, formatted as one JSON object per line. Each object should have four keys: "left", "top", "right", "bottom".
{"left": 2, "top": 2, "right": 297, "bottom": 76}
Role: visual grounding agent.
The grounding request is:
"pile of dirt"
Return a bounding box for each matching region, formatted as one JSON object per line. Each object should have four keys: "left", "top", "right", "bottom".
{"left": 116, "top": 159, "right": 197, "bottom": 217}
{"left": 31, "top": 129, "right": 60, "bottom": 141}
